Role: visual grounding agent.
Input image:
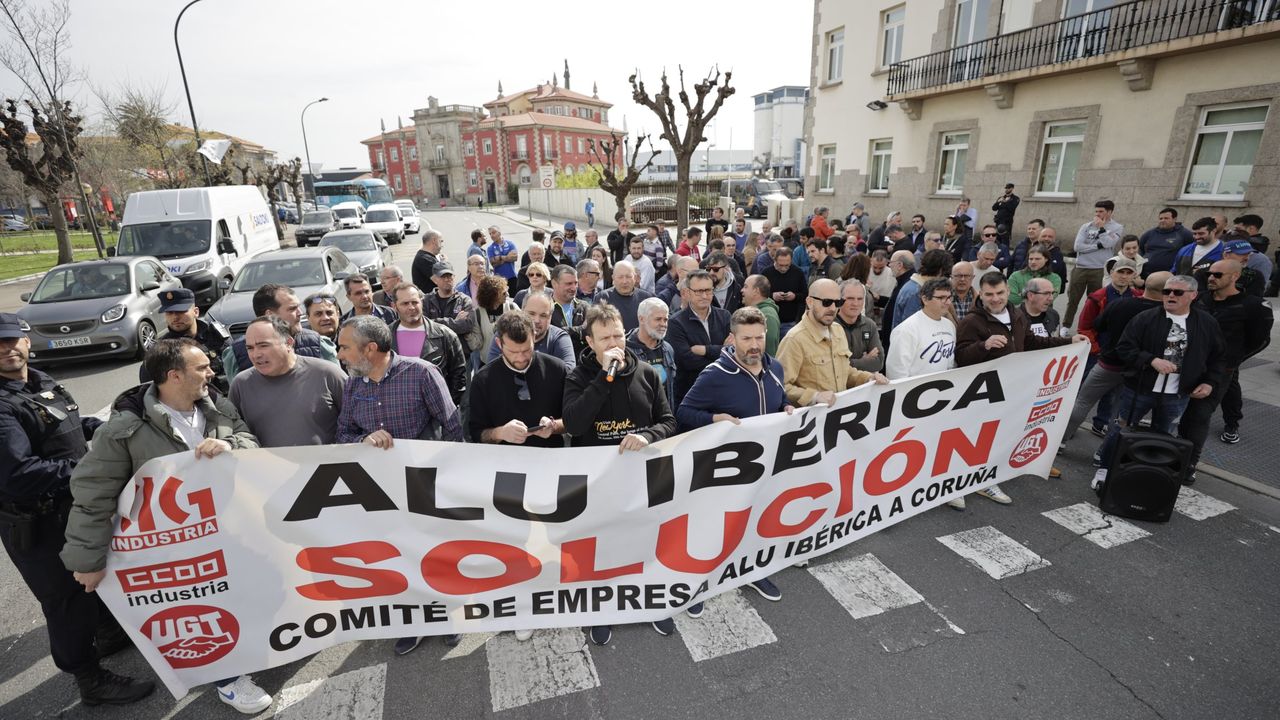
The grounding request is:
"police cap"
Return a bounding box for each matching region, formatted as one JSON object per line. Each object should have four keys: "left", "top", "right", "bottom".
{"left": 159, "top": 288, "right": 196, "bottom": 312}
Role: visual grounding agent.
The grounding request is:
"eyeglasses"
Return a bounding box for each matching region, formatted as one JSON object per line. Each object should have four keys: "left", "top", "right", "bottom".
{"left": 707, "top": 265, "right": 726, "bottom": 272}
{"left": 304, "top": 294, "right": 338, "bottom": 309}
{"left": 1027, "top": 289, "right": 1055, "bottom": 296}
{"left": 813, "top": 297, "right": 846, "bottom": 308}
{"left": 951, "top": 273, "right": 974, "bottom": 279}
{"left": 1165, "top": 288, "right": 1190, "bottom": 297}
{"left": 982, "top": 233, "right": 998, "bottom": 238}
{"left": 930, "top": 294, "right": 953, "bottom": 301}
{"left": 689, "top": 287, "right": 714, "bottom": 295}
{"left": 1207, "top": 271, "right": 1228, "bottom": 279}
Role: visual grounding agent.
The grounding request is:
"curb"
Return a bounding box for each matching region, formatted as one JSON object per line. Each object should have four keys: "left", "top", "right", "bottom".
{"left": 0, "top": 271, "right": 46, "bottom": 286}
{"left": 1196, "top": 461, "right": 1280, "bottom": 501}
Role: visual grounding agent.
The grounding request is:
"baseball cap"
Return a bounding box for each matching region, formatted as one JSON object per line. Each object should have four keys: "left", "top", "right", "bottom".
{"left": 1223, "top": 239, "right": 1254, "bottom": 255}
{"left": 158, "top": 288, "right": 196, "bottom": 312}
{"left": 1110, "top": 256, "right": 1139, "bottom": 273}
{"left": 0, "top": 312, "right": 25, "bottom": 339}
{"left": 550, "top": 230, "right": 564, "bottom": 239}
{"left": 1004, "top": 182, "right": 1015, "bottom": 189}
{"left": 432, "top": 261, "right": 455, "bottom": 277}
{"left": 564, "top": 221, "right": 576, "bottom": 231}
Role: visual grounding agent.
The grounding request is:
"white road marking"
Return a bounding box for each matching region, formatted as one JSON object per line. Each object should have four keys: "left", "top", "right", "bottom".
{"left": 0, "top": 654, "right": 56, "bottom": 708}
{"left": 1043, "top": 502, "right": 1152, "bottom": 548}
{"left": 1174, "top": 486, "right": 1236, "bottom": 521}
{"left": 442, "top": 631, "right": 497, "bottom": 659}
{"left": 672, "top": 589, "right": 777, "bottom": 662}
{"left": 937, "top": 526, "right": 1051, "bottom": 579}
{"left": 485, "top": 627, "right": 599, "bottom": 713}
{"left": 274, "top": 663, "right": 386, "bottom": 720}
{"left": 808, "top": 553, "right": 924, "bottom": 619}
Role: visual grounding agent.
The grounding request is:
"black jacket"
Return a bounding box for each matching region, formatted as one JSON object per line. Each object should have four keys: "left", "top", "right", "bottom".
{"left": 991, "top": 193, "right": 1020, "bottom": 231}
{"left": 550, "top": 296, "right": 590, "bottom": 357}
{"left": 1094, "top": 297, "right": 1162, "bottom": 367}
{"left": 1115, "top": 306, "right": 1226, "bottom": 396}
{"left": 0, "top": 369, "right": 99, "bottom": 502}
{"left": 468, "top": 353, "right": 567, "bottom": 448}
{"left": 411, "top": 249, "right": 440, "bottom": 294}
{"left": 667, "top": 305, "right": 731, "bottom": 403}
{"left": 388, "top": 318, "right": 469, "bottom": 404}
{"left": 562, "top": 347, "right": 675, "bottom": 447}
{"left": 1197, "top": 291, "right": 1272, "bottom": 369}
{"left": 139, "top": 317, "right": 232, "bottom": 391}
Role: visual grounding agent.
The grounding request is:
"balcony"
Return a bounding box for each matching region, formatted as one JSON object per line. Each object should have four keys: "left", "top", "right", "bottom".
{"left": 887, "top": 0, "right": 1280, "bottom": 100}
{"left": 427, "top": 157, "right": 450, "bottom": 169}
{"left": 510, "top": 150, "right": 529, "bottom": 161}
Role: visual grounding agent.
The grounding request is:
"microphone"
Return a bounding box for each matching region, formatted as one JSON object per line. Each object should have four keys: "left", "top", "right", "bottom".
{"left": 606, "top": 358, "right": 620, "bottom": 383}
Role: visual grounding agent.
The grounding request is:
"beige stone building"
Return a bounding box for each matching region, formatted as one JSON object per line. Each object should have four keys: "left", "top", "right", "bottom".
{"left": 804, "top": 0, "right": 1280, "bottom": 236}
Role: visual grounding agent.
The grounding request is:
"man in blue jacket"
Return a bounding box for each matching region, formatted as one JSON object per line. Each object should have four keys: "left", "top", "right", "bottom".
{"left": 1139, "top": 208, "right": 1193, "bottom": 278}
{"left": 676, "top": 306, "right": 792, "bottom": 612}
{"left": 667, "top": 270, "right": 731, "bottom": 404}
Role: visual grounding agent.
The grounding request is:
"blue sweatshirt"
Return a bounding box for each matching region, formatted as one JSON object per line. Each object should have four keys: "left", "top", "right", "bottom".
{"left": 676, "top": 346, "right": 789, "bottom": 432}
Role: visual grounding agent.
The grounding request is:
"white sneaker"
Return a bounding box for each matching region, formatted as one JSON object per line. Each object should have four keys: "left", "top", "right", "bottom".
{"left": 216, "top": 675, "right": 272, "bottom": 715}
{"left": 977, "top": 484, "right": 1012, "bottom": 505}
{"left": 1092, "top": 469, "right": 1108, "bottom": 491}
{"left": 793, "top": 560, "right": 810, "bottom": 568}
{"left": 514, "top": 629, "right": 533, "bottom": 642}
{"left": 946, "top": 497, "right": 966, "bottom": 510}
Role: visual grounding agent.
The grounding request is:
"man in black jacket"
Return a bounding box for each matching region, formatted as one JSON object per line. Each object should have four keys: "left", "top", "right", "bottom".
{"left": 1177, "top": 260, "right": 1272, "bottom": 469}
{"left": 667, "top": 270, "right": 731, "bottom": 404}
{"left": 562, "top": 304, "right": 676, "bottom": 647}
{"left": 138, "top": 288, "right": 231, "bottom": 392}
{"left": 549, "top": 264, "right": 590, "bottom": 357}
{"left": 388, "top": 285, "right": 468, "bottom": 405}
{"left": 1092, "top": 274, "right": 1225, "bottom": 490}
{"left": 991, "top": 183, "right": 1020, "bottom": 243}
{"left": 411, "top": 230, "right": 445, "bottom": 294}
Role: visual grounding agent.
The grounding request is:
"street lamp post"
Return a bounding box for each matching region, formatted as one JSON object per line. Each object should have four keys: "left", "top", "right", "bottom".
{"left": 300, "top": 97, "right": 328, "bottom": 215}
{"left": 174, "top": 0, "right": 211, "bottom": 186}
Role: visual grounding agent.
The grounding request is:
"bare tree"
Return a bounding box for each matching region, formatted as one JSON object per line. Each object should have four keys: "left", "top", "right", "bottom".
{"left": 629, "top": 66, "right": 735, "bottom": 232}
{"left": 253, "top": 157, "right": 301, "bottom": 241}
{"left": 586, "top": 131, "right": 657, "bottom": 219}
{"left": 98, "top": 83, "right": 187, "bottom": 188}
{"left": 0, "top": 0, "right": 102, "bottom": 260}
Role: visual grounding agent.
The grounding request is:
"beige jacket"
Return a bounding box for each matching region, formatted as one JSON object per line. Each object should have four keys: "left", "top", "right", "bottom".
{"left": 776, "top": 312, "right": 876, "bottom": 406}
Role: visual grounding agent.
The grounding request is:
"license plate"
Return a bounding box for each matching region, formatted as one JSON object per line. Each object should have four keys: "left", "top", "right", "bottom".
{"left": 49, "top": 336, "right": 91, "bottom": 349}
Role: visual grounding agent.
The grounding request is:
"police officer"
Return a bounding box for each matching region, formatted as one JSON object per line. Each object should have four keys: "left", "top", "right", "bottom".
{"left": 0, "top": 312, "right": 154, "bottom": 705}
{"left": 138, "top": 288, "right": 231, "bottom": 392}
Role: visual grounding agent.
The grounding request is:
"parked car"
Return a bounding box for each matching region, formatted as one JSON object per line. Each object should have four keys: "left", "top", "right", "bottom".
{"left": 2, "top": 217, "right": 30, "bottom": 232}
{"left": 394, "top": 199, "right": 417, "bottom": 215}
{"left": 319, "top": 229, "right": 391, "bottom": 286}
{"left": 206, "top": 247, "right": 356, "bottom": 336}
{"left": 628, "top": 196, "right": 705, "bottom": 224}
{"left": 331, "top": 201, "right": 365, "bottom": 229}
{"left": 775, "top": 178, "right": 804, "bottom": 200}
{"left": 18, "top": 256, "right": 181, "bottom": 364}
{"left": 363, "top": 203, "right": 405, "bottom": 245}
{"left": 294, "top": 210, "right": 339, "bottom": 247}
{"left": 397, "top": 206, "right": 421, "bottom": 234}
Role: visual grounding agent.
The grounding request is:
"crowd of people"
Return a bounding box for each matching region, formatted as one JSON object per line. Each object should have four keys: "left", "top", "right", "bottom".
{"left": 0, "top": 197, "right": 1272, "bottom": 712}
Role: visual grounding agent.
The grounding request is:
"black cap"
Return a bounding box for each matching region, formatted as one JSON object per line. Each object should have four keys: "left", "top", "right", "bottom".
{"left": 1005, "top": 182, "right": 1015, "bottom": 189}
{"left": 432, "top": 261, "right": 455, "bottom": 277}
{"left": 0, "top": 312, "right": 25, "bottom": 339}
{"left": 158, "top": 288, "right": 196, "bottom": 312}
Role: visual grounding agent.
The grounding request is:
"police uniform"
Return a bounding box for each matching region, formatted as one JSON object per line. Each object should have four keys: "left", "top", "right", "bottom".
{"left": 137, "top": 288, "right": 232, "bottom": 392}
{"left": 0, "top": 312, "right": 153, "bottom": 703}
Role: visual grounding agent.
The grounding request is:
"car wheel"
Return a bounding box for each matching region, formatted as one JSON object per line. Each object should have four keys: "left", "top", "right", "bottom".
{"left": 750, "top": 206, "right": 762, "bottom": 218}
{"left": 134, "top": 320, "right": 156, "bottom": 360}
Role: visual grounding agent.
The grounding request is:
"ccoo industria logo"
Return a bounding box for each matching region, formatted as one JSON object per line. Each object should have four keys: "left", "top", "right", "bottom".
{"left": 143, "top": 605, "right": 239, "bottom": 669}
{"left": 112, "top": 475, "right": 218, "bottom": 552}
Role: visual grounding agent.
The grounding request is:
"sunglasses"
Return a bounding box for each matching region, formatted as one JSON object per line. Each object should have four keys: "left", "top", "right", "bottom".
{"left": 813, "top": 298, "right": 846, "bottom": 308}
{"left": 1165, "top": 288, "right": 1190, "bottom": 297}
{"left": 982, "top": 233, "right": 998, "bottom": 238}
{"left": 707, "top": 265, "right": 726, "bottom": 272}
{"left": 1207, "top": 271, "right": 1229, "bottom": 279}
{"left": 304, "top": 294, "right": 338, "bottom": 309}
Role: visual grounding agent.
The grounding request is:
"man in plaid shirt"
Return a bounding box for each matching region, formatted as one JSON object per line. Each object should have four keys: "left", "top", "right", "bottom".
{"left": 334, "top": 315, "right": 464, "bottom": 658}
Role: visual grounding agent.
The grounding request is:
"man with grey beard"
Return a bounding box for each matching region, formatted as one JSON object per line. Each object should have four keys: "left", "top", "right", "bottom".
{"left": 626, "top": 297, "right": 676, "bottom": 409}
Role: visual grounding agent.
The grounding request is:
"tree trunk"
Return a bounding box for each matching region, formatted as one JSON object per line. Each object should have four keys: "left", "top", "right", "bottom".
{"left": 674, "top": 154, "right": 692, "bottom": 233}
{"left": 612, "top": 191, "right": 627, "bottom": 220}
{"left": 43, "top": 189, "right": 73, "bottom": 264}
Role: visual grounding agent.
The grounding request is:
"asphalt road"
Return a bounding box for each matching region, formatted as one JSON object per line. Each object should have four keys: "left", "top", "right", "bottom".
{"left": 3, "top": 209, "right": 1279, "bottom": 719}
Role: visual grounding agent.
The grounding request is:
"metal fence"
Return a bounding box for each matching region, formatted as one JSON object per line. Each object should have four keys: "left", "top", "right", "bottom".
{"left": 623, "top": 180, "right": 721, "bottom": 224}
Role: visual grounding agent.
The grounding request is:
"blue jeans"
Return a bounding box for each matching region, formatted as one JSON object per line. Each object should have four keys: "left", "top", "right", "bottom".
{"left": 1097, "top": 385, "right": 1189, "bottom": 468}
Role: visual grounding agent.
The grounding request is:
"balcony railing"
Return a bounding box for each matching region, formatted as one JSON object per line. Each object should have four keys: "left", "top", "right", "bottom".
{"left": 887, "top": 0, "right": 1280, "bottom": 96}
{"left": 510, "top": 150, "right": 529, "bottom": 161}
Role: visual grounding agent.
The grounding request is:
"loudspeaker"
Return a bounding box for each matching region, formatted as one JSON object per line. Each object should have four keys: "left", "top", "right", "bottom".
{"left": 1098, "top": 429, "right": 1192, "bottom": 522}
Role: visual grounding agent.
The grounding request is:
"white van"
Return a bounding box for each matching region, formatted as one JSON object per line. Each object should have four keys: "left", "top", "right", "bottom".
{"left": 363, "top": 203, "right": 405, "bottom": 245}
{"left": 114, "top": 186, "right": 280, "bottom": 308}
{"left": 331, "top": 201, "right": 366, "bottom": 229}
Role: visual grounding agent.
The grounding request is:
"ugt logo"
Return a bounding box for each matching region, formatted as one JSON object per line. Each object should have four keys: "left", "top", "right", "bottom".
{"left": 1038, "top": 355, "right": 1080, "bottom": 396}
{"left": 112, "top": 476, "right": 218, "bottom": 552}
{"left": 143, "top": 605, "right": 239, "bottom": 669}
{"left": 1009, "top": 428, "right": 1049, "bottom": 468}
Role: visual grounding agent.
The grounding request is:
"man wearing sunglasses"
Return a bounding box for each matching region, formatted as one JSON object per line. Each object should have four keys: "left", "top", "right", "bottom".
{"left": 1093, "top": 275, "right": 1226, "bottom": 491}
{"left": 777, "top": 278, "right": 888, "bottom": 409}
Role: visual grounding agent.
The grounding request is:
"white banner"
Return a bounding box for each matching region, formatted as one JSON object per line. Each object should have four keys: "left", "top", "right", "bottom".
{"left": 97, "top": 345, "right": 1087, "bottom": 697}
{"left": 196, "top": 138, "right": 232, "bottom": 164}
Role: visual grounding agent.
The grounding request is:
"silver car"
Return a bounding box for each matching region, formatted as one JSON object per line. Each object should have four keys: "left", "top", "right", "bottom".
{"left": 206, "top": 247, "right": 356, "bottom": 336}
{"left": 318, "top": 229, "right": 392, "bottom": 286}
{"left": 18, "top": 256, "right": 182, "bottom": 364}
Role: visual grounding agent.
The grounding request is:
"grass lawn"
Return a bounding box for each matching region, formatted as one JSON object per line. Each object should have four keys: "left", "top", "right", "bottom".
{"left": 0, "top": 230, "right": 115, "bottom": 253}
{"left": 0, "top": 249, "right": 104, "bottom": 281}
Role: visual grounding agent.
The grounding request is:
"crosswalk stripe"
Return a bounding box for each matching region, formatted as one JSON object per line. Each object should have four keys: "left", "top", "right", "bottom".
{"left": 485, "top": 627, "right": 600, "bottom": 713}
{"left": 1174, "top": 486, "right": 1236, "bottom": 521}
{"left": 808, "top": 553, "right": 925, "bottom": 619}
{"left": 442, "top": 632, "right": 497, "bottom": 660}
{"left": 672, "top": 589, "right": 778, "bottom": 662}
{"left": 1042, "top": 502, "right": 1152, "bottom": 548}
{"left": 274, "top": 663, "right": 386, "bottom": 720}
{"left": 937, "top": 526, "right": 1051, "bottom": 579}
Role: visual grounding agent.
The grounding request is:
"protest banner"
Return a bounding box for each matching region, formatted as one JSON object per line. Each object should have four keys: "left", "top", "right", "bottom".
{"left": 96, "top": 344, "right": 1087, "bottom": 697}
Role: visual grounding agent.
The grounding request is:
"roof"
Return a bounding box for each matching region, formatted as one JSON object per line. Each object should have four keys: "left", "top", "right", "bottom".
{"left": 360, "top": 127, "right": 417, "bottom": 145}
{"left": 484, "top": 84, "right": 610, "bottom": 109}
{"left": 479, "top": 112, "right": 620, "bottom": 133}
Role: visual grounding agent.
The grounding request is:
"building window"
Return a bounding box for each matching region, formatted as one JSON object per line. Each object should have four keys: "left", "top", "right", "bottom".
{"left": 393, "top": 175, "right": 402, "bottom": 191}
{"left": 390, "top": 147, "right": 399, "bottom": 162}
{"left": 882, "top": 7, "right": 905, "bottom": 68}
{"left": 578, "top": 138, "right": 586, "bottom": 154}
{"left": 819, "top": 145, "right": 837, "bottom": 192}
{"left": 1182, "top": 103, "right": 1268, "bottom": 199}
{"left": 825, "top": 28, "right": 844, "bottom": 83}
{"left": 1035, "top": 121, "right": 1086, "bottom": 196}
{"left": 409, "top": 146, "right": 418, "bottom": 161}
{"left": 937, "top": 132, "right": 970, "bottom": 193}
{"left": 413, "top": 176, "right": 421, "bottom": 191}
{"left": 869, "top": 139, "right": 893, "bottom": 192}
{"left": 518, "top": 165, "right": 532, "bottom": 185}
{"left": 564, "top": 165, "right": 574, "bottom": 176}
{"left": 482, "top": 138, "right": 492, "bottom": 155}
{"left": 463, "top": 141, "right": 474, "bottom": 156}
{"left": 516, "top": 136, "right": 528, "bottom": 159}
{"left": 468, "top": 170, "right": 478, "bottom": 187}
{"left": 564, "top": 136, "right": 573, "bottom": 153}
{"left": 375, "top": 149, "right": 384, "bottom": 167}
{"left": 543, "top": 136, "right": 553, "bottom": 156}
{"left": 435, "top": 144, "right": 445, "bottom": 162}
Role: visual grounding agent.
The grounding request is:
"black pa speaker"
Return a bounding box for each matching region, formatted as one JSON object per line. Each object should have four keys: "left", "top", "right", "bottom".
{"left": 1098, "top": 429, "right": 1193, "bottom": 522}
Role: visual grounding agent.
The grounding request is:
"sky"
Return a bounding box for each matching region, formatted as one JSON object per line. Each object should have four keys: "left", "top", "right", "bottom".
{"left": 2, "top": 0, "right": 814, "bottom": 169}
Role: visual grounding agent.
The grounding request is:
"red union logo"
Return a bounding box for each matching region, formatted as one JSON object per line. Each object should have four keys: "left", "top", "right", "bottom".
{"left": 1009, "top": 428, "right": 1049, "bottom": 468}
{"left": 113, "top": 475, "right": 218, "bottom": 552}
{"left": 1042, "top": 356, "right": 1080, "bottom": 387}
{"left": 1027, "top": 398, "right": 1063, "bottom": 424}
{"left": 143, "top": 605, "right": 239, "bottom": 669}
{"left": 117, "top": 550, "right": 227, "bottom": 593}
